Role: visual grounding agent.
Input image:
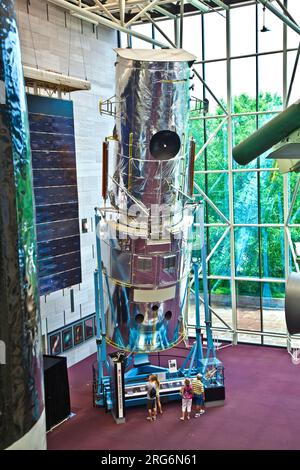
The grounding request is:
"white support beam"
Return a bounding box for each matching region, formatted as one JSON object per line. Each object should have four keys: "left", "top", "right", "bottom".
{"left": 188, "top": 0, "right": 210, "bottom": 13}
{"left": 125, "top": 0, "right": 162, "bottom": 28}
{"left": 195, "top": 117, "right": 228, "bottom": 161}
{"left": 103, "top": 0, "right": 175, "bottom": 13}
{"left": 137, "top": 5, "right": 177, "bottom": 47}
{"left": 258, "top": 0, "right": 300, "bottom": 36}
{"left": 206, "top": 227, "right": 231, "bottom": 263}
{"left": 82, "top": 0, "right": 179, "bottom": 16}
{"left": 47, "top": 0, "right": 169, "bottom": 48}
{"left": 153, "top": 5, "right": 177, "bottom": 20}
{"left": 119, "top": 0, "right": 125, "bottom": 26}
{"left": 211, "top": 0, "right": 229, "bottom": 10}
{"left": 23, "top": 65, "right": 91, "bottom": 91}
{"left": 93, "top": 0, "right": 120, "bottom": 25}
{"left": 194, "top": 182, "right": 230, "bottom": 225}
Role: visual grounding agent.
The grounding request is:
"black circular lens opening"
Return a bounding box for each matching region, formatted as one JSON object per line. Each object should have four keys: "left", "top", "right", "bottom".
{"left": 151, "top": 305, "right": 159, "bottom": 312}
{"left": 135, "top": 314, "right": 144, "bottom": 324}
{"left": 165, "top": 311, "right": 172, "bottom": 321}
{"left": 149, "top": 130, "right": 181, "bottom": 160}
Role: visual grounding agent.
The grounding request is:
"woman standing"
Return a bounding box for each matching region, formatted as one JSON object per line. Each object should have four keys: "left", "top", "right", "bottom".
{"left": 146, "top": 375, "right": 157, "bottom": 421}
{"left": 180, "top": 378, "right": 193, "bottom": 421}
{"left": 152, "top": 375, "right": 163, "bottom": 415}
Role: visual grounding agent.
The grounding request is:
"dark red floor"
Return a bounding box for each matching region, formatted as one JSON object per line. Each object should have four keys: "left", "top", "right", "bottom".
{"left": 47, "top": 343, "right": 300, "bottom": 450}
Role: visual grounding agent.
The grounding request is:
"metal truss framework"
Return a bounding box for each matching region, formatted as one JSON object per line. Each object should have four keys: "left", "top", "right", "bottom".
{"left": 46, "top": 0, "right": 300, "bottom": 348}
{"left": 47, "top": 0, "right": 235, "bottom": 47}
{"left": 188, "top": 2, "right": 300, "bottom": 349}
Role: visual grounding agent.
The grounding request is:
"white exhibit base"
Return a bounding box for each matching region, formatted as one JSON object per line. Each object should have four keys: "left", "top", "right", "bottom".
{"left": 6, "top": 410, "right": 47, "bottom": 450}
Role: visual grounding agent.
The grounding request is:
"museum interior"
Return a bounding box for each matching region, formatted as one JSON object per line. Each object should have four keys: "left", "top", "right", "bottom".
{"left": 0, "top": 0, "right": 300, "bottom": 451}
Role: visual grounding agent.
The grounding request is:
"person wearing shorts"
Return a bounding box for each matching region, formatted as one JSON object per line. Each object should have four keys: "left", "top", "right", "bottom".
{"left": 152, "top": 375, "right": 163, "bottom": 415}
{"left": 192, "top": 374, "right": 205, "bottom": 417}
{"left": 146, "top": 375, "right": 157, "bottom": 421}
{"left": 180, "top": 378, "right": 193, "bottom": 421}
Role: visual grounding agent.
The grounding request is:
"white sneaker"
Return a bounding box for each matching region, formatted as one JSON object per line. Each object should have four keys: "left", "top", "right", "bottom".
{"left": 195, "top": 413, "right": 200, "bottom": 418}
{"left": 200, "top": 410, "right": 205, "bottom": 414}
{"left": 180, "top": 417, "right": 184, "bottom": 421}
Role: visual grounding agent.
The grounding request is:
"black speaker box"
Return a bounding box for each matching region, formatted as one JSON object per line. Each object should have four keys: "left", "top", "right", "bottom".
{"left": 205, "top": 386, "right": 225, "bottom": 403}
{"left": 43, "top": 355, "right": 71, "bottom": 431}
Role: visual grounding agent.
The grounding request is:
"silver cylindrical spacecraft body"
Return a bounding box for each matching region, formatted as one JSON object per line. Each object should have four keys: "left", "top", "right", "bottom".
{"left": 0, "top": 0, "right": 46, "bottom": 450}
{"left": 100, "top": 49, "right": 195, "bottom": 353}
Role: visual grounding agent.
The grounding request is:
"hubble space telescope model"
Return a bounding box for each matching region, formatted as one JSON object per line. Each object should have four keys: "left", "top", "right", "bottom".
{"left": 99, "top": 49, "right": 195, "bottom": 354}
{"left": 94, "top": 49, "right": 224, "bottom": 419}
{"left": 233, "top": 100, "right": 300, "bottom": 338}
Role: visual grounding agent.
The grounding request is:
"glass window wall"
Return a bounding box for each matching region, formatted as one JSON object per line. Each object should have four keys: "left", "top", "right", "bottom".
{"left": 124, "top": 1, "right": 300, "bottom": 348}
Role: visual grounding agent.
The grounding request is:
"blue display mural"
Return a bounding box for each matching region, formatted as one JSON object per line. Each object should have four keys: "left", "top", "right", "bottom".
{"left": 27, "top": 95, "right": 82, "bottom": 295}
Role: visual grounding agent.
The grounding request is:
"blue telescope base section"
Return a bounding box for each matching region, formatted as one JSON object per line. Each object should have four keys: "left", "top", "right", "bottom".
{"left": 93, "top": 202, "right": 225, "bottom": 414}
{"left": 95, "top": 353, "right": 225, "bottom": 411}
